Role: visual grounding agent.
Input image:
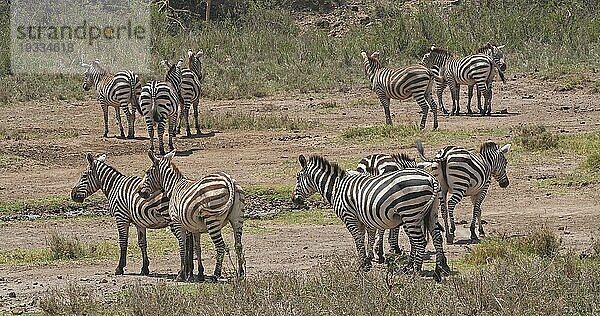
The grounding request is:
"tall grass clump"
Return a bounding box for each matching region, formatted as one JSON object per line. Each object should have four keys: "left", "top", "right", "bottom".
{"left": 48, "top": 231, "right": 86, "bottom": 260}
{"left": 514, "top": 124, "right": 559, "bottom": 150}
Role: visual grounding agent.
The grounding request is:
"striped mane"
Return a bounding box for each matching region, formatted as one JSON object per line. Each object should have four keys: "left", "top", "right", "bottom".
{"left": 94, "top": 159, "right": 123, "bottom": 177}
{"left": 428, "top": 47, "right": 454, "bottom": 58}
{"left": 169, "top": 161, "right": 183, "bottom": 177}
{"left": 90, "top": 61, "right": 111, "bottom": 77}
{"left": 309, "top": 155, "right": 346, "bottom": 177}
{"left": 392, "top": 153, "right": 415, "bottom": 163}
{"left": 479, "top": 141, "right": 499, "bottom": 153}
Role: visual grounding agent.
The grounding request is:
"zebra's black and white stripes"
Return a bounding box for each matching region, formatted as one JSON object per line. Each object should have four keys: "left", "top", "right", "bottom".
{"left": 178, "top": 49, "right": 203, "bottom": 137}
{"left": 139, "top": 60, "right": 183, "bottom": 155}
{"left": 81, "top": 60, "right": 142, "bottom": 138}
{"left": 421, "top": 47, "right": 495, "bottom": 116}
{"left": 138, "top": 150, "right": 246, "bottom": 281}
{"left": 466, "top": 43, "right": 508, "bottom": 114}
{"left": 292, "top": 155, "right": 449, "bottom": 281}
{"left": 70, "top": 153, "right": 187, "bottom": 278}
{"left": 416, "top": 140, "right": 511, "bottom": 243}
{"left": 361, "top": 51, "right": 439, "bottom": 129}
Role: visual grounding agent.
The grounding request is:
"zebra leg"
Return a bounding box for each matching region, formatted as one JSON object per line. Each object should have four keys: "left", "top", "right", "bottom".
{"left": 378, "top": 94, "right": 393, "bottom": 125}
{"left": 136, "top": 227, "right": 150, "bottom": 275}
{"left": 171, "top": 223, "right": 188, "bottom": 282}
{"left": 476, "top": 84, "right": 483, "bottom": 113}
{"left": 168, "top": 114, "right": 177, "bottom": 152}
{"left": 184, "top": 102, "right": 192, "bottom": 137}
{"left": 425, "top": 91, "right": 439, "bottom": 129}
{"left": 366, "top": 227, "right": 377, "bottom": 264}
{"left": 454, "top": 85, "right": 461, "bottom": 115}
{"left": 230, "top": 219, "right": 245, "bottom": 279}
{"left": 185, "top": 231, "right": 194, "bottom": 280}
{"left": 476, "top": 81, "right": 488, "bottom": 116}
{"left": 115, "top": 219, "right": 130, "bottom": 275}
{"left": 345, "top": 219, "right": 370, "bottom": 271}
{"left": 375, "top": 229, "right": 385, "bottom": 264}
{"left": 123, "top": 107, "right": 135, "bottom": 139}
{"left": 486, "top": 81, "right": 493, "bottom": 116}
{"left": 401, "top": 224, "right": 415, "bottom": 273}
{"left": 191, "top": 232, "right": 204, "bottom": 282}
{"left": 446, "top": 190, "right": 465, "bottom": 243}
{"left": 157, "top": 121, "right": 166, "bottom": 155}
{"left": 207, "top": 224, "right": 226, "bottom": 279}
{"left": 437, "top": 82, "right": 448, "bottom": 115}
{"left": 470, "top": 186, "right": 489, "bottom": 241}
{"left": 101, "top": 104, "right": 109, "bottom": 137}
{"left": 467, "top": 85, "right": 474, "bottom": 114}
{"left": 414, "top": 92, "right": 429, "bottom": 129}
{"left": 449, "top": 80, "right": 459, "bottom": 116}
{"left": 388, "top": 227, "right": 402, "bottom": 255}
{"left": 439, "top": 187, "right": 452, "bottom": 243}
{"left": 114, "top": 106, "right": 126, "bottom": 138}
{"left": 176, "top": 103, "right": 183, "bottom": 135}
{"left": 193, "top": 99, "right": 201, "bottom": 135}
{"left": 431, "top": 222, "right": 450, "bottom": 282}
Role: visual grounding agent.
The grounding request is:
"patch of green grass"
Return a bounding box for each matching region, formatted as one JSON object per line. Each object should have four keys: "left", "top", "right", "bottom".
{"left": 245, "top": 185, "right": 293, "bottom": 200}
{"left": 555, "top": 74, "right": 590, "bottom": 91}
{"left": 268, "top": 208, "right": 341, "bottom": 225}
{"left": 0, "top": 128, "right": 80, "bottom": 140}
{"left": 0, "top": 195, "right": 106, "bottom": 214}
{"left": 0, "top": 154, "right": 27, "bottom": 169}
{"left": 342, "top": 124, "right": 506, "bottom": 145}
{"left": 591, "top": 80, "right": 600, "bottom": 93}
{"left": 461, "top": 225, "right": 561, "bottom": 266}
{"left": 514, "top": 124, "right": 559, "bottom": 151}
{"left": 201, "top": 111, "right": 319, "bottom": 131}
{"left": 558, "top": 132, "right": 600, "bottom": 156}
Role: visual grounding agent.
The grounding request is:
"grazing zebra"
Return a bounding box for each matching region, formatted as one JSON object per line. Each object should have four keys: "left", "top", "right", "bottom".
{"left": 292, "top": 155, "right": 449, "bottom": 281}
{"left": 466, "top": 43, "right": 507, "bottom": 115}
{"left": 138, "top": 150, "right": 246, "bottom": 281}
{"left": 178, "top": 49, "right": 203, "bottom": 137}
{"left": 361, "top": 51, "right": 439, "bottom": 129}
{"left": 420, "top": 47, "right": 495, "bottom": 116}
{"left": 70, "top": 153, "right": 190, "bottom": 278}
{"left": 81, "top": 60, "right": 142, "bottom": 138}
{"left": 139, "top": 60, "right": 182, "bottom": 155}
{"left": 416, "top": 140, "right": 511, "bottom": 244}
{"left": 356, "top": 153, "right": 432, "bottom": 263}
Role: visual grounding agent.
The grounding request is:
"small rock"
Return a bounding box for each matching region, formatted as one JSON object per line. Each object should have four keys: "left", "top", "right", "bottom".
{"left": 303, "top": 246, "right": 308, "bottom": 250}
{"left": 349, "top": 5, "right": 359, "bottom": 11}
{"left": 57, "top": 275, "right": 63, "bottom": 279}
{"left": 560, "top": 106, "right": 570, "bottom": 111}
{"left": 99, "top": 278, "right": 108, "bottom": 284}
{"left": 10, "top": 307, "right": 23, "bottom": 315}
{"left": 32, "top": 282, "right": 37, "bottom": 286}
{"left": 80, "top": 278, "right": 89, "bottom": 282}
{"left": 564, "top": 231, "right": 572, "bottom": 235}
{"left": 8, "top": 291, "right": 16, "bottom": 298}
{"left": 522, "top": 94, "right": 535, "bottom": 99}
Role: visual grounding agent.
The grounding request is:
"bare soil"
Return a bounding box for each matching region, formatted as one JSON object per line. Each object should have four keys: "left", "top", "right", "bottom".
{"left": 0, "top": 76, "right": 599, "bottom": 313}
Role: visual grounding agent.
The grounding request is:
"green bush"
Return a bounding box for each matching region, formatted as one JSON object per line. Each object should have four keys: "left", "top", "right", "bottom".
{"left": 582, "top": 152, "right": 600, "bottom": 172}
{"left": 48, "top": 232, "right": 86, "bottom": 260}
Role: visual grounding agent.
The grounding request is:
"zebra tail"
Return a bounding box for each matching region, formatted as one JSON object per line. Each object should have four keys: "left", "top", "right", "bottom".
{"left": 422, "top": 178, "right": 441, "bottom": 243}
{"left": 498, "top": 69, "right": 506, "bottom": 83}
{"left": 415, "top": 140, "right": 429, "bottom": 162}
{"left": 130, "top": 75, "right": 143, "bottom": 116}
{"left": 151, "top": 94, "right": 161, "bottom": 123}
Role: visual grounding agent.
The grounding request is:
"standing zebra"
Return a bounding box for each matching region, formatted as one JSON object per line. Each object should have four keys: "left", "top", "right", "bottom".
{"left": 138, "top": 150, "right": 246, "bottom": 281}
{"left": 81, "top": 60, "right": 142, "bottom": 138}
{"left": 416, "top": 140, "right": 511, "bottom": 244}
{"left": 466, "top": 43, "right": 507, "bottom": 115}
{"left": 70, "top": 153, "right": 189, "bottom": 278}
{"left": 178, "top": 49, "right": 203, "bottom": 137}
{"left": 139, "top": 60, "right": 182, "bottom": 155}
{"left": 356, "top": 153, "right": 432, "bottom": 263}
{"left": 361, "top": 51, "right": 439, "bottom": 129}
{"left": 293, "top": 155, "right": 449, "bottom": 281}
{"left": 420, "top": 47, "right": 495, "bottom": 116}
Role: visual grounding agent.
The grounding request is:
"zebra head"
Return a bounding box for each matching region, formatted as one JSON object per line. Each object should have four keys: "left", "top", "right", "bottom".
{"left": 162, "top": 59, "right": 183, "bottom": 96}
{"left": 188, "top": 49, "right": 203, "bottom": 79}
{"left": 480, "top": 142, "right": 512, "bottom": 188}
{"left": 81, "top": 60, "right": 106, "bottom": 91}
{"left": 71, "top": 153, "right": 105, "bottom": 203}
{"left": 482, "top": 42, "right": 507, "bottom": 72}
{"left": 292, "top": 155, "right": 318, "bottom": 207}
{"left": 361, "top": 51, "right": 382, "bottom": 84}
{"left": 138, "top": 150, "right": 176, "bottom": 199}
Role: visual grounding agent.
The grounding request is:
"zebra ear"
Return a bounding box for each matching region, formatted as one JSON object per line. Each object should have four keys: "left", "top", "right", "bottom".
{"left": 148, "top": 150, "right": 159, "bottom": 165}
{"left": 371, "top": 51, "right": 380, "bottom": 59}
{"left": 188, "top": 49, "right": 194, "bottom": 58}
{"left": 196, "top": 50, "right": 203, "bottom": 59}
{"left": 96, "top": 154, "right": 107, "bottom": 162}
{"left": 361, "top": 52, "right": 368, "bottom": 59}
{"left": 499, "top": 143, "right": 512, "bottom": 154}
{"left": 497, "top": 44, "right": 505, "bottom": 49}
{"left": 86, "top": 153, "right": 95, "bottom": 166}
{"left": 430, "top": 45, "right": 436, "bottom": 51}
{"left": 299, "top": 155, "right": 307, "bottom": 168}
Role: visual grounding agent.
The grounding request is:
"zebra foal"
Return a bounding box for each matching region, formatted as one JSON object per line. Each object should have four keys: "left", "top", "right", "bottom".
{"left": 138, "top": 150, "right": 246, "bottom": 281}
{"left": 81, "top": 60, "right": 142, "bottom": 138}
{"left": 70, "top": 153, "right": 188, "bottom": 278}
{"left": 416, "top": 140, "right": 511, "bottom": 243}
{"left": 292, "top": 155, "right": 449, "bottom": 281}
{"left": 139, "top": 60, "right": 182, "bottom": 155}
{"left": 361, "top": 51, "right": 439, "bottom": 129}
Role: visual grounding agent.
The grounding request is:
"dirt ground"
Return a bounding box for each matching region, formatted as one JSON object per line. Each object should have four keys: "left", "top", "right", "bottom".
{"left": 1, "top": 76, "right": 599, "bottom": 313}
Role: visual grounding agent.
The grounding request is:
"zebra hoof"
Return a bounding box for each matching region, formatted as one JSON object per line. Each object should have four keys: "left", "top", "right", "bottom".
{"left": 376, "top": 256, "right": 385, "bottom": 264}
{"left": 115, "top": 267, "right": 124, "bottom": 275}
{"left": 446, "top": 234, "right": 454, "bottom": 244}
{"left": 175, "top": 271, "right": 186, "bottom": 282}
{"left": 140, "top": 267, "right": 150, "bottom": 276}
{"left": 470, "top": 234, "right": 480, "bottom": 242}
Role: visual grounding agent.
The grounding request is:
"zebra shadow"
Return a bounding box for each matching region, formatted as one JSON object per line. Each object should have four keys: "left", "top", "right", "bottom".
{"left": 174, "top": 147, "right": 203, "bottom": 157}
{"left": 452, "top": 238, "right": 481, "bottom": 245}
{"left": 179, "top": 131, "right": 217, "bottom": 139}
{"left": 453, "top": 111, "right": 519, "bottom": 117}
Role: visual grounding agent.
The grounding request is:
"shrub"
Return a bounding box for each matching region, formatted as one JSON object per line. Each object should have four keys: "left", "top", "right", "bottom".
{"left": 514, "top": 124, "right": 559, "bottom": 150}
{"left": 48, "top": 232, "right": 86, "bottom": 260}
{"left": 582, "top": 152, "right": 600, "bottom": 173}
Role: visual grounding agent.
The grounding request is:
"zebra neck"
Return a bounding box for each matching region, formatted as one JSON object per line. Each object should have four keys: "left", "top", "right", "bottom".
{"left": 160, "top": 168, "right": 184, "bottom": 198}
{"left": 97, "top": 164, "right": 124, "bottom": 196}
{"left": 313, "top": 169, "right": 342, "bottom": 204}
{"left": 94, "top": 73, "right": 111, "bottom": 92}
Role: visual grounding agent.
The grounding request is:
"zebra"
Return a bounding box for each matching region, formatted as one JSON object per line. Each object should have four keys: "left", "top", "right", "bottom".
{"left": 416, "top": 140, "right": 511, "bottom": 244}
{"left": 81, "top": 60, "right": 142, "bottom": 138}
{"left": 420, "top": 46, "right": 495, "bottom": 116}
{"left": 70, "top": 153, "right": 191, "bottom": 279}
{"left": 177, "top": 49, "right": 203, "bottom": 137}
{"left": 361, "top": 51, "right": 439, "bottom": 129}
{"left": 138, "top": 150, "right": 246, "bottom": 282}
{"left": 465, "top": 43, "right": 507, "bottom": 115}
{"left": 292, "top": 155, "right": 449, "bottom": 281}
{"left": 356, "top": 153, "right": 433, "bottom": 263}
{"left": 139, "top": 60, "right": 182, "bottom": 155}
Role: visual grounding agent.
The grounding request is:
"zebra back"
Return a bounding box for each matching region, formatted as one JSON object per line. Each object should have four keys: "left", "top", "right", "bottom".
{"left": 356, "top": 153, "right": 418, "bottom": 176}
{"left": 475, "top": 42, "right": 507, "bottom": 82}
{"left": 422, "top": 47, "right": 494, "bottom": 85}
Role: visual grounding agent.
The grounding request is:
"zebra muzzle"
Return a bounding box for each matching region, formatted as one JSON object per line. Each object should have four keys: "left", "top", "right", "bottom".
{"left": 71, "top": 187, "right": 85, "bottom": 203}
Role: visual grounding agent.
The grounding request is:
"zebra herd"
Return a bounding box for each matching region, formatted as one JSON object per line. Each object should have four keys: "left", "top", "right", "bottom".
{"left": 72, "top": 43, "right": 511, "bottom": 282}
{"left": 81, "top": 50, "right": 204, "bottom": 155}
